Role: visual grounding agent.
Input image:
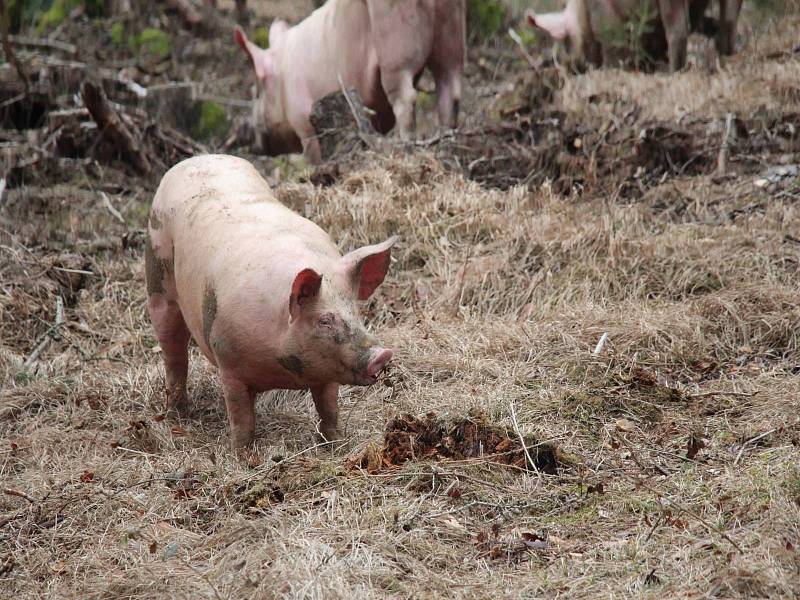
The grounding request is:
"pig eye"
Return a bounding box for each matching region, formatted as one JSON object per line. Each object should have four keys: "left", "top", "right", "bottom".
{"left": 317, "top": 314, "right": 335, "bottom": 328}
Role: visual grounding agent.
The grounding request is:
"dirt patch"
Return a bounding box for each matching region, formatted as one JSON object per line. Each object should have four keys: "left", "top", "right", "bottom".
{"left": 348, "top": 411, "right": 567, "bottom": 474}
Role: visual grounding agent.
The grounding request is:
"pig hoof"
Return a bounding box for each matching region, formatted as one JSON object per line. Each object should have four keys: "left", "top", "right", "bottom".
{"left": 165, "top": 400, "right": 189, "bottom": 418}
{"left": 318, "top": 427, "right": 342, "bottom": 445}
{"left": 230, "top": 432, "right": 255, "bottom": 451}
{"left": 166, "top": 387, "right": 189, "bottom": 417}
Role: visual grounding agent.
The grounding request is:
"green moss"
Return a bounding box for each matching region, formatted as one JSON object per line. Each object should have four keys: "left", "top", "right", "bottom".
{"left": 467, "top": 0, "right": 506, "bottom": 43}
{"left": 416, "top": 90, "right": 435, "bottom": 111}
{"left": 110, "top": 21, "right": 125, "bottom": 46}
{"left": 134, "top": 27, "right": 171, "bottom": 62}
{"left": 36, "top": 0, "right": 79, "bottom": 34}
{"left": 192, "top": 100, "right": 228, "bottom": 142}
{"left": 251, "top": 26, "right": 270, "bottom": 49}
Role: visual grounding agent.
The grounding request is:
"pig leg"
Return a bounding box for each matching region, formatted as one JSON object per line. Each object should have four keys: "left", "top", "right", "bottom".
{"left": 381, "top": 69, "right": 416, "bottom": 139}
{"left": 148, "top": 296, "right": 191, "bottom": 416}
{"left": 311, "top": 383, "right": 340, "bottom": 442}
{"left": 220, "top": 371, "right": 257, "bottom": 449}
{"left": 288, "top": 97, "right": 322, "bottom": 164}
{"left": 717, "top": 0, "right": 742, "bottom": 55}
{"left": 658, "top": 0, "right": 690, "bottom": 71}
{"left": 429, "top": 58, "right": 462, "bottom": 129}
{"left": 146, "top": 238, "right": 190, "bottom": 416}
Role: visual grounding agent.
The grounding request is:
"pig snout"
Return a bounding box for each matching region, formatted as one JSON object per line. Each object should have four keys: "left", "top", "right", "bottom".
{"left": 365, "top": 347, "right": 393, "bottom": 382}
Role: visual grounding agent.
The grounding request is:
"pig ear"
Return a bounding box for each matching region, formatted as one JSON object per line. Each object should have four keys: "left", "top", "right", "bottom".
{"left": 289, "top": 268, "right": 323, "bottom": 320}
{"left": 340, "top": 236, "right": 398, "bottom": 301}
{"left": 526, "top": 11, "right": 570, "bottom": 41}
{"left": 269, "top": 19, "right": 289, "bottom": 47}
{"left": 234, "top": 27, "right": 272, "bottom": 80}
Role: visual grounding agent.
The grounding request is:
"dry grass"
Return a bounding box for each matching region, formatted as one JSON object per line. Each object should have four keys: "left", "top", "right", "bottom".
{"left": 2, "top": 7, "right": 800, "bottom": 600}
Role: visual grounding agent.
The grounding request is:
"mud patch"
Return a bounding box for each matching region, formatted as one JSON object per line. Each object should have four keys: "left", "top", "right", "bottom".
{"left": 277, "top": 355, "right": 304, "bottom": 376}
{"left": 144, "top": 238, "right": 170, "bottom": 296}
{"left": 349, "top": 411, "right": 568, "bottom": 474}
{"left": 202, "top": 284, "right": 218, "bottom": 350}
{"left": 148, "top": 210, "right": 164, "bottom": 230}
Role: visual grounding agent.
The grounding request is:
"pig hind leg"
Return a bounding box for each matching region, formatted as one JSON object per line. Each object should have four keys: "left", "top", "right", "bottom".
{"left": 431, "top": 68, "right": 461, "bottom": 130}
{"left": 148, "top": 294, "right": 191, "bottom": 417}
{"left": 657, "top": 0, "right": 690, "bottom": 72}
{"left": 717, "top": 0, "right": 742, "bottom": 56}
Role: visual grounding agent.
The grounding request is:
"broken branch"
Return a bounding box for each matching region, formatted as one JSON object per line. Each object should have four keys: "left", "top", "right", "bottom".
{"left": 81, "top": 80, "right": 152, "bottom": 175}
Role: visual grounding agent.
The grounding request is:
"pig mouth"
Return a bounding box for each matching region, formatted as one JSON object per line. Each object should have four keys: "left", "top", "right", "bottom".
{"left": 258, "top": 125, "right": 302, "bottom": 156}
{"left": 351, "top": 348, "right": 393, "bottom": 386}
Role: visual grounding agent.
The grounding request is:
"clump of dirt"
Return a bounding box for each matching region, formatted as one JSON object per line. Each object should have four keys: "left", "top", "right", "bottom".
{"left": 309, "top": 88, "right": 375, "bottom": 163}
{"left": 349, "top": 411, "right": 566, "bottom": 474}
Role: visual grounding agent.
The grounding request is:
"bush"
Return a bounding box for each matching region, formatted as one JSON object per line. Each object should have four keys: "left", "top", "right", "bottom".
{"left": 192, "top": 101, "right": 228, "bottom": 142}
{"left": 134, "top": 27, "right": 171, "bottom": 62}
{"left": 467, "top": 0, "right": 506, "bottom": 44}
{"left": 251, "top": 26, "right": 270, "bottom": 49}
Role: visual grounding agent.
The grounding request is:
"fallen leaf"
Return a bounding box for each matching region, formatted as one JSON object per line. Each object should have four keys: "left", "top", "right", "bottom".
{"left": 587, "top": 482, "right": 604, "bottom": 494}
{"left": 439, "top": 515, "right": 468, "bottom": 533}
{"left": 79, "top": 470, "right": 94, "bottom": 483}
{"left": 644, "top": 569, "right": 661, "bottom": 585}
{"left": 686, "top": 433, "right": 706, "bottom": 459}
{"left": 448, "top": 488, "right": 462, "bottom": 499}
{"left": 170, "top": 426, "right": 188, "bottom": 436}
{"left": 51, "top": 560, "right": 68, "bottom": 575}
{"left": 163, "top": 541, "right": 181, "bottom": 559}
{"left": 149, "top": 541, "right": 157, "bottom": 554}
{"left": 615, "top": 419, "right": 635, "bottom": 433}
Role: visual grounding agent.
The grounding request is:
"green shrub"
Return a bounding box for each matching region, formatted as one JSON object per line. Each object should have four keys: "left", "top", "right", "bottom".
{"left": 467, "top": 0, "right": 506, "bottom": 44}
{"left": 251, "top": 26, "right": 270, "bottom": 49}
{"left": 109, "top": 21, "right": 125, "bottom": 46}
{"left": 595, "top": 2, "right": 656, "bottom": 69}
{"left": 35, "top": 0, "right": 79, "bottom": 34}
{"left": 192, "top": 101, "right": 228, "bottom": 142}
{"left": 134, "top": 27, "right": 171, "bottom": 62}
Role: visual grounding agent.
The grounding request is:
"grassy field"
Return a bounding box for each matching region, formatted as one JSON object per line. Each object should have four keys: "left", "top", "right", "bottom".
{"left": 2, "top": 1, "right": 800, "bottom": 598}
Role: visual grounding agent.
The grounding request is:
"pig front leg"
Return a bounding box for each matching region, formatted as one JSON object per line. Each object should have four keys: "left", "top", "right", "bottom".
{"left": 658, "top": 0, "right": 690, "bottom": 71}
{"left": 288, "top": 101, "right": 322, "bottom": 164}
{"left": 717, "top": 0, "right": 742, "bottom": 55}
{"left": 220, "top": 371, "right": 257, "bottom": 449}
{"left": 381, "top": 69, "right": 416, "bottom": 140}
{"left": 311, "top": 383, "right": 341, "bottom": 442}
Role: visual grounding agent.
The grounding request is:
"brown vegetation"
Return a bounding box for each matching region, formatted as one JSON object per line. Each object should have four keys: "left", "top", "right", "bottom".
{"left": 1, "top": 1, "right": 800, "bottom": 598}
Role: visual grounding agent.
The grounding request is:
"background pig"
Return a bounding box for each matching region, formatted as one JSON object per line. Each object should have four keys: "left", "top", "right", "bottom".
{"left": 146, "top": 154, "right": 396, "bottom": 448}
{"left": 234, "top": 0, "right": 466, "bottom": 163}
{"left": 527, "top": 0, "right": 742, "bottom": 72}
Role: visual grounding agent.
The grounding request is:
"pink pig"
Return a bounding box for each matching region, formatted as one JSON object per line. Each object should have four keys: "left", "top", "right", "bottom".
{"left": 527, "top": 0, "right": 742, "bottom": 72}
{"left": 234, "top": 0, "right": 466, "bottom": 163}
{"left": 145, "top": 155, "right": 396, "bottom": 449}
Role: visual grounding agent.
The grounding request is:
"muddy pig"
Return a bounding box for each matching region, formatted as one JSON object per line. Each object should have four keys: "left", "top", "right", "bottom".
{"left": 145, "top": 155, "right": 396, "bottom": 449}
{"left": 234, "top": 0, "right": 466, "bottom": 163}
{"left": 527, "top": 0, "right": 742, "bottom": 72}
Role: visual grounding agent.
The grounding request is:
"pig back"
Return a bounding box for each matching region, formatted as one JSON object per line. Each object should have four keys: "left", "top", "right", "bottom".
{"left": 150, "top": 155, "right": 341, "bottom": 357}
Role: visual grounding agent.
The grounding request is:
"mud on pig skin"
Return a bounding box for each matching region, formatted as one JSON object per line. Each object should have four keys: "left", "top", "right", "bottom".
{"left": 145, "top": 154, "right": 396, "bottom": 449}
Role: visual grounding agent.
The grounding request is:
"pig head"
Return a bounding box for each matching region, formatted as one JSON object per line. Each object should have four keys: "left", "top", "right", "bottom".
{"left": 234, "top": 23, "right": 302, "bottom": 156}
